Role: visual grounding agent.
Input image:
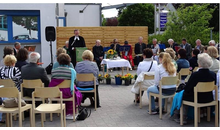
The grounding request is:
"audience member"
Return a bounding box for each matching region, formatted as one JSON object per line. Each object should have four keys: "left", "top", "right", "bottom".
{"left": 75, "top": 50, "right": 101, "bottom": 108}
{"left": 195, "top": 39, "right": 204, "bottom": 53}
{"left": 165, "top": 48, "right": 178, "bottom": 70}
{"left": 13, "top": 42, "right": 21, "bottom": 56}
{"left": 15, "top": 48, "right": 28, "bottom": 70}
{"left": 0, "top": 54, "right": 20, "bottom": 124}
{"left": 0, "top": 55, "right": 22, "bottom": 91}
{"left": 203, "top": 46, "right": 208, "bottom": 53}
{"left": 176, "top": 49, "right": 190, "bottom": 72}
{"left": 135, "top": 48, "right": 158, "bottom": 102}
{"left": 134, "top": 36, "right": 147, "bottom": 65}
{"left": 93, "top": 40, "right": 104, "bottom": 71}
{"left": 53, "top": 48, "right": 74, "bottom": 70}
{"left": 49, "top": 53, "right": 76, "bottom": 119}
{"left": 21, "top": 52, "right": 50, "bottom": 97}
{"left": 176, "top": 53, "right": 216, "bottom": 123}
{"left": 207, "top": 46, "right": 220, "bottom": 72}
{"left": 122, "top": 41, "right": 134, "bottom": 69}
{"left": 180, "top": 38, "right": 192, "bottom": 60}
{"left": 209, "top": 40, "right": 216, "bottom": 46}
{"left": 63, "top": 41, "right": 70, "bottom": 55}
{"left": 168, "top": 39, "right": 178, "bottom": 54}
{"left": 0, "top": 46, "right": 14, "bottom": 67}
{"left": 150, "top": 38, "right": 160, "bottom": 55}
{"left": 147, "top": 52, "right": 176, "bottom": 114}
{"left": 189, "top": 49, "right": 200, "bottom": 71}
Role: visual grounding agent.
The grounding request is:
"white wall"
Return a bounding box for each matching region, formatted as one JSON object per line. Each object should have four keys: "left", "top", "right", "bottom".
{"left": 0, "top": 3, "right": 57, "bottom": 67}
{"left": 65, "top": 4, "right": 101, "bottom": 27}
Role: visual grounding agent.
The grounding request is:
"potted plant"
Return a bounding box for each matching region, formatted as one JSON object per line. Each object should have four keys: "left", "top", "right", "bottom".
{"left": 115, "top": 74, "right": 122, "bottom": 85}
{"left": 106, "top": 49, "right": 118, "bottom": 60}
{"left": 121, "top": 73, "right": 134, "bottom": 86}
{"left": 98, "top": 74, "right": 104, "bottom": 84}
{"left": 104, "top": 74, "right": 112, "bottom": 84}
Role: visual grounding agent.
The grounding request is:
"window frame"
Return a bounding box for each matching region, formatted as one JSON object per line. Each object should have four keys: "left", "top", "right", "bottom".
{"left": 0, "top": 10, "right": 41, "bottom": 44}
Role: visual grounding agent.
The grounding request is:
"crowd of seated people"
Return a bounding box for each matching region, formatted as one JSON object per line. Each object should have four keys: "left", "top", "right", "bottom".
{"left": 0, "top": 37, "right": 219, "bottom": 125}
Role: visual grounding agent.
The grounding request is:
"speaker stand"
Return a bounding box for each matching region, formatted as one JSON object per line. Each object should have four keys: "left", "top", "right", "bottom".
{"left": 49, "top": 40, "right": 53, "bottom": 64}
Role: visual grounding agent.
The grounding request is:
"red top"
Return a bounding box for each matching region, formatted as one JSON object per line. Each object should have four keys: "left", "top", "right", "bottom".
{"left": 122, "top": 44, "right": 132, "bottom": 57}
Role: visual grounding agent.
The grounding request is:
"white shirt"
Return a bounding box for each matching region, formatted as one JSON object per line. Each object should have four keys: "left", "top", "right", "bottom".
{"left": 74, "top": 36, "right": 80, "bottom": 41}
{"left": 137, "top": 59, "right": 158, "bottom": 76}
{"left": 154, "top": 64, "right": 176, "bottom": 89}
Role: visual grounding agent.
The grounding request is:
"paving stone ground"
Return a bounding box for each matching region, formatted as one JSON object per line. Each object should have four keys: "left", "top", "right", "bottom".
{"left": 0, "top": 70, "right": 218, "bottom": 127}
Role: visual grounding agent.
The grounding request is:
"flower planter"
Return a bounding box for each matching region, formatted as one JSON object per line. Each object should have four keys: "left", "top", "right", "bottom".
{"left": 124, "top": 79, "right": 130, "bottom": 86}
{"left": 106, "top": 79, "right": 111, "bottom": 84}
{"left": 115, "top": 77, "right": 122, "bottom": 85}
{"left": 129, "top": 79, "right": 132, "bottom": 84}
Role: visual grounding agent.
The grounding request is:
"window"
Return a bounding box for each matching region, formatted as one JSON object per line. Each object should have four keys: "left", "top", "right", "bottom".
{"left": 0, "top": 10, "right": 40, "bottom": 43}
{"left": 0, "top": 15, "right": 8, "bottom": 41}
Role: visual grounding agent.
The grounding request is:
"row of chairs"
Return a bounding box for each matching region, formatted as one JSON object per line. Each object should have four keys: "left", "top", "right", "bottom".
{"left": 135, "top": 68, "right": 219, "bottom": 127}
{"left": 0, "top": 73, "right": 97, "bottom": 127}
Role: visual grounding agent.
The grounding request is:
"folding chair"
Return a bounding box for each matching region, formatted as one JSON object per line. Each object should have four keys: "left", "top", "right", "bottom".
{"left": 178, "top": 68, "right": 190, "bottom": 83}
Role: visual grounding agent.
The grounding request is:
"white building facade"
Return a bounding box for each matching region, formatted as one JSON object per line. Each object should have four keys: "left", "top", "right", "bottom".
{"left": 0, "top": 3, "right": 101, "bottom": 67}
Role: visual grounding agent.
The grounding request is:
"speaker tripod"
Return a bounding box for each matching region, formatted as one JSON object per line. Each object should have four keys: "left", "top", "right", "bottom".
{"left": 49, "top": 40, "right": 53, "bottom": 64}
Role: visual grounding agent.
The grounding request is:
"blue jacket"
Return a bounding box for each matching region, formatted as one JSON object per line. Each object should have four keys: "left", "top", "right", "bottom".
{"left": 170, "top": 90, "right": 184, "bottom": 116}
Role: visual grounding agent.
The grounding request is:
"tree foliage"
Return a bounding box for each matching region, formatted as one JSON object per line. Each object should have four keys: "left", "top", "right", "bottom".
{"left": 102, "top": 14, "right": 106, "bottom": 26}
{"left": 118, "top": 3, "right": 154, "bottom": 34}
{"left": 162, "top": 4, "right": 217, "bottom": 47}
{"left": 106, "top": 17, "right": 118, "bottom": 26}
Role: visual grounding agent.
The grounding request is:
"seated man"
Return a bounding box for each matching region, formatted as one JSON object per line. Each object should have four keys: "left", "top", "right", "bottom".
{"left": 134, "top": 36, "right": 147, "bottom": 66}
{"left": 92, "top": 40, "right": 104, "bottom": 71}
{"left": 21, "top": 52, "right": 50, "bottom": 97}
{"left": 122, "top": 41, "right": 134, "bottom": 69}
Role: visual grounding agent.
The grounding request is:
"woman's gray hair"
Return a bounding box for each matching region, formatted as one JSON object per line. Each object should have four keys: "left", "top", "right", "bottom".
{"left": 29, "top": 52, "right": 40, "bottom": 63}
{"left": 198, "top": 53, "right": 213, "bottom": 68}
{"left": 209, "top": 40, "right": 216, "bottom": 45}
{"left": 168, "top": 39, "right": 174, "bottom": 43}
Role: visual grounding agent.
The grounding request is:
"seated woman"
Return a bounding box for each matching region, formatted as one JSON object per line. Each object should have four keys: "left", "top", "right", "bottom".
{"left": 165, "top": 48, "right": 178, "bottom": 70}
{"left": 0, "top": 46, "right": 14, "bottom": 67}
{"left": 147, "top": 52, "right": 176, "bottom": 114}
{"left": 0, "top": 55, "right": 22, "bottom": 91}
{"left": 134, "top": 48, "right": 158, "bottom": 102}
{"left": 52, "top": 48, "right": 74, "bottom": 69}
{"left": 49, "top": 53, "right": 76, "bottom": 120}
{"left": 15, "top": 48, "right": 29, "bottom": 70}
{"left": 75, "top": 50, "right": 101, "bottom": 108}
{"left": 207, "top": 46, "right": 219, "bottom": 72}
{"left": 174, "top": 53, "right": 216, "bottom": 123}
{"left": 0, "top": 55, "right": 21, "bottom": 124}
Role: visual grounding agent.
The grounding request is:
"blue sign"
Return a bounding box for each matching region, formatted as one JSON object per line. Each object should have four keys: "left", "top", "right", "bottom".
{"left": 160, "top": 13, "right": 167, "bottom": 29}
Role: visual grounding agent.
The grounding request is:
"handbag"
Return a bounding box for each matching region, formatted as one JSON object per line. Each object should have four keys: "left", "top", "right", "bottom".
{"left": 3, "top": 98, "right": 26, "bottom": 108}
{"left": 76, "top": 106, "right": 91, "bottom": 121}
{"left": 176, "top": 83, "right": 186, "bottom": 92}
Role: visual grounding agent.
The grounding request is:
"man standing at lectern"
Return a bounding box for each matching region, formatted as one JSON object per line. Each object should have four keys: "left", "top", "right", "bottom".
{"left": 68, "top": 29, "right": 86, "bottom": 67}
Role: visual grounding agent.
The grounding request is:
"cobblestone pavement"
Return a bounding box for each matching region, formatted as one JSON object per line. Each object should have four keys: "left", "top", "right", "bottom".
{"left": 0, "top": 70, "right": 217, "bottom": 127}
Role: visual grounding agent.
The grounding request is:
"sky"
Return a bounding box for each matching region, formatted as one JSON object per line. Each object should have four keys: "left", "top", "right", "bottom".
{"left": 101, "top": 3, "right": 122, "bottom": 18}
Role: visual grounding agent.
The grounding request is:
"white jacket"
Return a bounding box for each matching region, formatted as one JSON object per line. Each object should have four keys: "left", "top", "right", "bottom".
{"left": 131, "top": 71, "right": 155, "bottom": 94}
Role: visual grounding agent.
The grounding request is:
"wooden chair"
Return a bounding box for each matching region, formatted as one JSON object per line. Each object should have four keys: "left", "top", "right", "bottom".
{"left": 0, "top": 79, "right": 19, "bottom": 121}
{"left": 76, "top": 74, "right": 97, "bottom": 111}
{"left": 178, "top": 68, "right": 190, "bottom": 82}
{"left": 50, "top": 80, "right": 76, "bottom": 122}
{"left": 32, "top": 87, "right": 66, "bottom": 127}
{"left": 192, "top": 67, "right": 199, "bottom": 72}
{"left": 180, "top": 81, "right": 218, "bottom": 127}
{"left": 0, "top": 79, "right": 15, "bottom": 87}
{"left": 20, "top": 79, "right": 45, "bottom": 121}
{"left": 135, "top": 74, "right": 154, "bottom": 109}
{"left": 0, "top": 87, "right": 33, "bottom": 127}
{"left": 149, "top": 76, "right": 179, "bottom": 119}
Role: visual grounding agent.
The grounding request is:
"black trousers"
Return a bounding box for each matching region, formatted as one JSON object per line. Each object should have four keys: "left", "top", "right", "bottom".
{"left": 95, "top": 59, "right": 101, "bottom": 71}
{"left": 78, "top": 85, "right": 100, "bottom": 107}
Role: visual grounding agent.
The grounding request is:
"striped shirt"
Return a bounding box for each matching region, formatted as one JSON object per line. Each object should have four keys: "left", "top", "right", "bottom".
{"left": 51, "top": 66, "right": 72, "bottom": 80}
{"left": 0, "top": 66, "right": 22, "bottom": 91}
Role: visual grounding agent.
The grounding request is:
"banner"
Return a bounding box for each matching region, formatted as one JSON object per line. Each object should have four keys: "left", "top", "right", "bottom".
{"left": 75, "top": 47, "right": 88, "bottom": 62}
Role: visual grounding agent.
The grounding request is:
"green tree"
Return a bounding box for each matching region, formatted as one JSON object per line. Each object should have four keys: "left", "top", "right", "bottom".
{"left": 102, "top": 14, "right": 106, "bottom": 26}
{"left": 118, "top": 3, "right": 154, "bottom": 34}
{"left": 163, "top": 4, "right": 216, "bottom": 47}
